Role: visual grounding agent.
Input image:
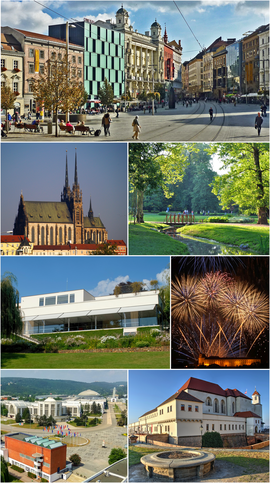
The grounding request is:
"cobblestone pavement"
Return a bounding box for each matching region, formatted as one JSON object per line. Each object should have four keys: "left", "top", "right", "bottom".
{"left": 2, "top": 102, "right": 269, "bottom": 142}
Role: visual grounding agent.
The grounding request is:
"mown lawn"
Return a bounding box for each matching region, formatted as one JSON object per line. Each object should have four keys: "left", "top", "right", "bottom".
{"left": 129, "top": 223, "right": 189, "bottom": 255}
{"left": 178, "top": 224, "right": 269, "bottom": 254}
{"left": 1, "top": 351, "right": 170, "bottom": 369}
{"left": 129, "top": 446, "right": 161, "bottom": 466}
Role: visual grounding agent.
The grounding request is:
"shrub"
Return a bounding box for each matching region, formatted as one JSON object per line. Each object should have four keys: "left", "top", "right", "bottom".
{"left": 150, "top": 328, "right": 160, "bottom": 337}
{"left": 118, "top": 337, "right": 133, "bottom": 348}
{"left": 135, "top": 341, "right": 150, "bottom": 348}
{"left": 69, "top": 454, "right": 81, "bottom": 466}
{"left": 44, "top": 343, "right": 58, "bottom": 353}
{"left": 11, "top": 465, "right": 24, "bottom": 473}
{"left": 229, "top": 217, "right": 253, "bottom": 223}
{"left": 205, "top": 216, "right": 229, "bottom": 223}
{"left": 27, "top": 471, "right": 36, "bottom": 478}
{"left": 202, "top": 431, "right": 223, "bottom": 448}
{"left": 108, "top": 448, "right": 126, "bottom": 465}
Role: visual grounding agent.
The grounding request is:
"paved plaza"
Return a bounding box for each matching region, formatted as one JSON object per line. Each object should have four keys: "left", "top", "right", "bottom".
{"left": 2, "top": 101, "right": 268, "bottom": 142}
{"left": 1, "top": 403, "right": 127, "bottom": 480}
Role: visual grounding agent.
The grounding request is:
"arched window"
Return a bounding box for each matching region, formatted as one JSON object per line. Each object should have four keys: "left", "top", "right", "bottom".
{"left": 50, "top": 227, "right": 53, "bottom": 245}
{"left": 205, "top": 397, "right": 212, "bottom": 407}
{"left": 214, "top": 399, "right": 219, "bottom": 413}
{"left": 221, "top": 400, "right": 225, "bottom": 414}
{"left": 31, "top": 227, "right": 35, "bottom": 244}
{"left": 59, "top": 227, "right": 62, "bottom": 244}
{"left": 93, "top": 232, "right": 95, "bottom": 243}
{"left": 232, "top": 402, "right": 235, "bottom": 414}
{"left": 68, "top": 227, "right": 72, "bottom": 241}
{"left": 41, "top": 226, "right": 45, "bottom": 245}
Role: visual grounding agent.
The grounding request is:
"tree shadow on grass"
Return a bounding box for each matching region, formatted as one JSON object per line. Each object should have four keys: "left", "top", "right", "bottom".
{"left": 1, "top": 353, "right": 27, "bottom": 367}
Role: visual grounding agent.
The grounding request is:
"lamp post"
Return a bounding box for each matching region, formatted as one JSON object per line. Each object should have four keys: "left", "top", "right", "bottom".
{"left": 65, "top": 22, "right": 76, "bottom": 123}
{"left": 200, "top": 424, "right": 203, "bottom": 449}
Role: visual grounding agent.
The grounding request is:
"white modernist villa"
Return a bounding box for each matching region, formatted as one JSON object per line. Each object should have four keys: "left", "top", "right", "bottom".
{"left": 20, "top": 288, "right": 163, "bottom": 335}
{"left": 129, "top": 377, "right": 263, "bottom": 446}
{"left": 4, "top": 389, "right": 106, "bottom": 420}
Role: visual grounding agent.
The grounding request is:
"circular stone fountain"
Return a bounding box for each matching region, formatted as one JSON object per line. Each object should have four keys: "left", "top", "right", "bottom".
{"left": 141, "top": 448, "right": 215, "bottom": 481}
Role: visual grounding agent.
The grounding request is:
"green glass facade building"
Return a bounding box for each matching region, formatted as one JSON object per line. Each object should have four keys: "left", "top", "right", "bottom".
{"left": 49, "top": 21, "right": 125, "bottom": 101}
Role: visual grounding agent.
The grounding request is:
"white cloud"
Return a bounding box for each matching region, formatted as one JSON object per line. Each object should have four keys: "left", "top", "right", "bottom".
{"left": 1, "top": 1, "right": 63, "bottom": 33}
{"left": 156, "top": 268, "right": 170, "bottom": 285}
{"left": 90, "top": 275, "right": 130, "bottom": 296}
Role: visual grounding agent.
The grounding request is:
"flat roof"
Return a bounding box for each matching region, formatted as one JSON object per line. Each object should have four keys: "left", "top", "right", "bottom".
{"left": 7, "top": 433, "right": 65, "bottom": 448}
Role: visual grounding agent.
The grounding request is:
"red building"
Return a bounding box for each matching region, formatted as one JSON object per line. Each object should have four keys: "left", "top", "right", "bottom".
{"left": 163, "top": 27, "right": 174, "bottom": 81}
{"left": 3, "top": 432, "right": 71, "bottom": 482}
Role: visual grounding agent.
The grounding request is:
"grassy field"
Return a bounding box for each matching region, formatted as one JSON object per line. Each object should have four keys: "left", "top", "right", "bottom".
{"left": 129, "top": 223, "right": 189, "bottom": 255}
{"left": 178, "top": 224, "right": 269, "bottom": 254}
{"left": 129, "top": 446, "right": 161, "bottom": 466}
{"left": 1, "top": 351, "right": 170, "bottom": 369}
{"left": 130, "top": 213, "right": 259, "bottom": 224}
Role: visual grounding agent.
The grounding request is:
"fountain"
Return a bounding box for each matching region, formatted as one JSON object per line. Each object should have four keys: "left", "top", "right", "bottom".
{"left": 141, "top": 448, "right": 215, "bottom": 481}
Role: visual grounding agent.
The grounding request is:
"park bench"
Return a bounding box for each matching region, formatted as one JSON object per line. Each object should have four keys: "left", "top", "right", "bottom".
{"left": 23, "top": 122, "right": 43, "bottom": 133}
{"left": 74, "top": 125, "right": 93, "bottom": 135}
{"left": 59, "top": 124, "right": 74, "bottom": 135}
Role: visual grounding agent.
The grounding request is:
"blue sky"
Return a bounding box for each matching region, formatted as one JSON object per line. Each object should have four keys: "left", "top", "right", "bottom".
{"left": 1, "top": 369, "right": 127, "bottom": 383}
{"left": 1, "top": 143, "right": 127, "bottom": 243}
{"left": 129, "top": 370, "right": 270, "bottom": 426}
{"left": 1, "top": 256, "right": 170, "bottom": 298}
{"left": 1, "top": 1, "right": 269, "bottom": 62}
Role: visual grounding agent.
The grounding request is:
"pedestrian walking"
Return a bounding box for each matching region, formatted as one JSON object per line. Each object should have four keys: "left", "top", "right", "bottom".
{"left": 102, "top": 113, "right": 111, "bottom": 136}
{"left": 255, "top": 112, "right": 263, "bottom": 136}
{"left": 148, "top": 105, "right": 151, "bottom": 113}
{"left": 209, "top": 107, "right": 213, "bottom": 122}
{"left": 132, "top": 115, "right": 141, "bottom": 140}
{"left": 116, "top": 107, "right": 119, "bottom": 118}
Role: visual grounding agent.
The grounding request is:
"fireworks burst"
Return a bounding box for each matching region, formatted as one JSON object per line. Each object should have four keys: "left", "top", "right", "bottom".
{"left": 171, "top": 275, "right": 205, "bottom": 324}
{"left": 176, "top": 256, "right": 245, "bottom": 275}
{"left": 198, "top": 271, "right": 234, "bottom": 311}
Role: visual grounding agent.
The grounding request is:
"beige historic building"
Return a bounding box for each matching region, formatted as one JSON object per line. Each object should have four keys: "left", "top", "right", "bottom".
{"left": 1, "top": 26, "right": 84, "bottom": 114}
{"left": 113, "top": 7, "right": 165, "bottom": 97}
{"left": 188, "top": 52, "right": 203, "bottom": 97}
{"left": 129, "top": 377, "right": 263, "bottom": 446}
{"left": 258, "top": 25, "right": 269, "bottom": 95}
{"left": 1, "top": 32, "right": 24, "bottom": 114}
{"left": 13, "top": 151, "right": 107, "bottom": 246}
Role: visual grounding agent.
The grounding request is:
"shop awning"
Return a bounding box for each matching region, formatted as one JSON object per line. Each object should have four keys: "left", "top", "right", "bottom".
{"left": 118, "top": 305, "right": 156, "bottom": 313}
{"left": 58, "top": 310, "right": 91, "bottom": 319}
{"left": 88, "top": 308, "right": 120, "bottom": 316}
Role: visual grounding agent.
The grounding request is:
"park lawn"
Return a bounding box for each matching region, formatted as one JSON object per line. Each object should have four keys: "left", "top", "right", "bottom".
{"left": 178, "top": 224, "right": 269, "bottom": 254}
{"left": 1, "top": 419, "right": 17, "bottom": 425}
{"left": 129, "top": 446, "right": 162, "bottom": 466}
{"left": 1, "top": 351, "right": 170, "bottom": 369}
{"left": 13, "top": 423, "right": 41, "bottom": 429}
{"left": 129, "top": 223, "right": 189, "bottom": 255}
{"left": 214, "top": 451, "right": 269, "bottom": 469}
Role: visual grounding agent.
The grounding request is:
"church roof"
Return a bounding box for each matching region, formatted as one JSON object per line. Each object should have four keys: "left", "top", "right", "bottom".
{"left": 179, "top": 377, "right": 251, "bottom": 400}
{"left": 234, "top": 411, "right": 261, "bottom": 418}
{"left": 24, "top": 201, "right": 73, "bottom": 223}
{"left": 161, "top": 390, "right": 203, "bottom": 406}
{"left": 84, "top": 216, "right": 105, "bottom": 228}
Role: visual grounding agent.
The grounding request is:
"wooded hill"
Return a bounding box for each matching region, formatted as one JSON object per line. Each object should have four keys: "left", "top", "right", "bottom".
{"left": 1, "top": 378, "right": 127, "bottom": 399}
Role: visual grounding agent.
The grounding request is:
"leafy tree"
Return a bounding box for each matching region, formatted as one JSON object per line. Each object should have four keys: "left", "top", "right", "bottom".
{"left": 1, "top": 405, "right": 8, "bottom": 417}
{"left": 1, "top": 77, "right": 18, "bottom": 134}
{"left": 131, "top": 282, "right": 145, "bottom": 293}
{"left": 108, "top": 448, "right": 126, "bottom": 465}
{"left": 1, "top": 272, "right": 23, "bottom": 338}
{"left": 202, "top": 431, "right": 223, "bottom": 448}
{"left": 117, "top": 409, "right": 127, "bottom": 427}
{"left": 113, "top": 285, "right": 122, "bottom": 297}
{"left": 155, "top": 82, "right": 166, "bottom": 100}
{"left": 98, "top": 78, "right": 114, "bottom": 107}
{"left": 91, "top": 401, "right": 97, "bottom": 414}
{"left": 91, "top": 243, "right": 118, "bottom": 255}
{"left": 150, "top": 280, "right": 159, "bottom": 290}
{"left": 32, "top": 55, "right": 87, "bottom": 137}
{"left": 15, "top": 412, "right": 22, "bottom": 423}
{"left": 37, "top": 414, "right": 55, "bottom": 427}
{"left": 96, "top": 404, "right": 102, "bottom": 414}
{"left": 208, "top": 143, "right": 269, "bottom": 224}
{"left": 158, "top": 264, "right": 170, "bottom": 325}
{"left": 129, "top": 143, "right": 191, "bottom": 223}
{"left": 69, "top": 454, "right": 81, "bottom": 466}
{"left": 1, "top": 455, "right": 10, "bottom": 483}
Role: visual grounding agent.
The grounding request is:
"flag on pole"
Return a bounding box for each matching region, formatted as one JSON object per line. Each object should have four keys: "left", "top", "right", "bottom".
{"left": 245, "top": 390, "right": 247, "bottom": 394}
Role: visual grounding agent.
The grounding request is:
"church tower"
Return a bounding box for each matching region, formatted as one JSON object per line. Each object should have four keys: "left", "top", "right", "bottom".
{"left": 252, "top": 387, "right": 262, "bottom": 418}
{"left": 88, "top": 197, "right": 94, "bottom": 221}
{"left": 115, "top": 5, "right": 130, "bottom": 30}
{"left": 61, "top": 151, "right": 71, "bottom": 204}
{"left": 70, "top": 149, "right": 84, "bottom": 243}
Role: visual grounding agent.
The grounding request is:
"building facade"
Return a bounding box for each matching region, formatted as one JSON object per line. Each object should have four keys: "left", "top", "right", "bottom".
{"left": 226, "top": 40, "right": 243, "bottom": 95}
{"left": 1, "top": 235, "right": 33, "bottom": 255}
{"left": 129, "top": 377, "right": 263, "bottom": 447}
{"left": 13, "top": 151, "right": 107, "bottom": 247}
{"left": 242, "top": 25, "right": 268, "bottom": 95}
{"left": 1, "top": 26, "right": 84, "bottom": 114}
{"left": 258, "top": 25, "right": 269, "bottom": 95}
{"left": 20, "top": 288, "right": 163, "bottom": 335}
{"left": 2, "top": 433, "right": 70, "bottom": 482}
{"left": 188, "top": 52, "right": 203, "bottom": 97}
{"left": 49, "top": 18, "right": 125, "bottom": 104}
{"left": 1, "top": 31, "right": 25, "bottom": 114}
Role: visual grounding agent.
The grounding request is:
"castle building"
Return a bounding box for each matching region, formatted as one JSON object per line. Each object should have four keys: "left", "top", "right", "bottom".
{"left": 13, "top": 150, "right": 108, "bottom": 246}
{"left": 129, "top": 377, "right": 263, "bottom": 447}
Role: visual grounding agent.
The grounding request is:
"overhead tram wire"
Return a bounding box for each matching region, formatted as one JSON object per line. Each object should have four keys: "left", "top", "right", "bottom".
{"left": 173, "top": 1, "right": 204, "bottom": 52}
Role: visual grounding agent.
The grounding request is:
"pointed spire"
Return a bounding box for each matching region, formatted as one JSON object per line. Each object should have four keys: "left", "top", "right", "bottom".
{"left": 65, "top": 150, "right": 69, "bottom": 188}
{"left": 74, "top": 148, "right": 78, "bottom": 185}
{"left": 88, "top": 197, "right": 94, "bottom": 220}
{"left": 164, "top": 23, "right": 168, "bottom": 43}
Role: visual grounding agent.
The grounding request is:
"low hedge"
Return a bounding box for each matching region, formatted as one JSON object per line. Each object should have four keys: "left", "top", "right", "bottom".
{"left": 202, "top": 431, "right": 223, "bottom": 448}
{"left": 11, "top": 465, "right": 24, "bottom": 473}
{"left": 28, "top": 471, "right": 36, "bottom": 478}
{"left": 204, "top": 216, "right": 229, "bottom": 223}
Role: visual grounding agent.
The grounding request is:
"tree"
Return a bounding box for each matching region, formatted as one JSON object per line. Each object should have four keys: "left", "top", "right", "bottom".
{"left": 202, "top": 431, "right": 223, "bottom": 448}
{"left": 91, "top": 401, "right": 97, "bottom": 414}
{"left": 1, "top": 455, "right": 10, "bottom": 483}
{"left": 150, "top": 280, "right": 159, "bottom": 291}
{"left": 1, "top": 272, "right": 23, "bottom": 338}
{"left": 158, "top": 265, "right": 170, "bottom": 326}
{"left": 69, "top": 454, "right": 81, "bottom": 466}
{"left": 129, "top": 143, "right": 191, "bottom": 223}
{"left": 1, "top": 78, "right": 18, "bottom": 134}
{"left": 131, "top": 282, "right": 145, "bottom": 293}
{"left": 98, "top": 78, "right": 114, "bottom": 107}
{"left": 209, "top": 143, "right": 269, "bottom": 224}
{"left": 32, "top": 55, "right": 87, "bottom": 137}
{"left": 108, "top": 448, "right": 126, "bottom": 465}
{"left": 91, "top": 243, "right": 118, "bottom": 255}
{"left": 1, "top": 405, "right": 8, "bottom": 417}
{"left": 16, "top": 412, "right": 22, "bottom": 423}
{"left": 113, "top": 285, "right": 122, "bottom": 297}
{"left": 117, "top": 409, "right": 127, "bottom": 427}
{"left": 96, "top": 403, "right": 102, "bottom": 414}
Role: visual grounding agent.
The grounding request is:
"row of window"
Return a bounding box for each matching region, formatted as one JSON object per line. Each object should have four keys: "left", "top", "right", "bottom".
{"left": 206, "top": 423, "right": 245, "bottom": 431}
{"left": 28, "top": 48, "right": 82, "bottom": 64}
{"left": 1, "top": 59, "right": 20, "bottom": 69}
{"left": 39, "top": 294, "right": 75, "bottom": 306}
{"left": 181, "top": 404, "right": 199, "bottom": 412}
{"left": 20, "top": 454, "right": 35, "bottom": 462}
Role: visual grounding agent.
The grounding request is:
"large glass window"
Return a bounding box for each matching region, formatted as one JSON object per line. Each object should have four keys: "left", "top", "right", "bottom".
{"left": 39, "top": 298, "right": 44, "bottom": 306}
{"left": 70, "top": 294, "right": 75, "bottom": 303}
{"left": 57, "top": 295, "right": 68, "bottom": 304}
{"left": 45, "top": 296, "right": 56, "bottom": 306}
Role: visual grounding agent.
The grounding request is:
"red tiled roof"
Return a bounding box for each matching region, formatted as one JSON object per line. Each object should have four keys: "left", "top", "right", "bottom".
{"left": 1, "top": 33, "right": 23, "bottom": 52}
{"left": 33, "top": 244, "right": 100, "bottom": 250}
{"left": 234, "top": 411, "right": 261, "bottom": 419}
{"left": 107, "top": 240, "right": 126, "bottom": 246}
{"left": 15, "top": 29, "right": 82, "bottom": 48}
{"left": 140, "top": 408, "right": 158, "bottom": 418}
{"left": 160, "top": 390, "right": 203, "bottom": 406}
{"left": 1, "top": 235, "right": 30, "bottom": 243}
{"left": 252, "top": 390, "right": 260, "bottom": 396}
{"left": 178, "top": 377, "right": 251, "bottom": 400}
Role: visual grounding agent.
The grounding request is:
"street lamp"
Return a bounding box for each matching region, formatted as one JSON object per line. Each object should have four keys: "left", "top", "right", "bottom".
{"left": 65, "top": 22, "right": 76, "bottom": 122}
{"left": 200, "top": 424, "right": 203, "bottom": 449}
